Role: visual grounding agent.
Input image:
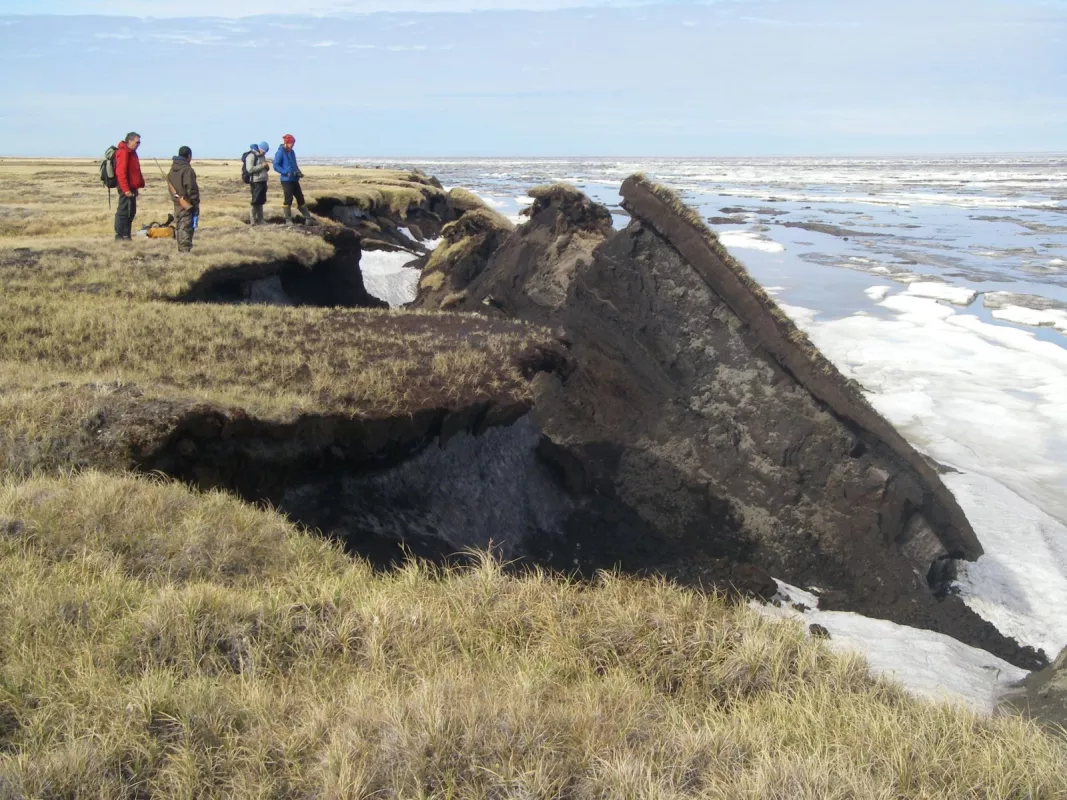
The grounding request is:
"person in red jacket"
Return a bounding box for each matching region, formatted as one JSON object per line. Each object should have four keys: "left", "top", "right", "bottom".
{"left": 113, "top": 131, "right": 145, "bottom": 241}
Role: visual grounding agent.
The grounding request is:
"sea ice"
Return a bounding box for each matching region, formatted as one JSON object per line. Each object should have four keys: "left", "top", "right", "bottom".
{"left": 718, "top": 230, "right": 786, "bottom": 253}
{"left": 948, "top": 472, "right": 1067, "bottom": 659}
{"left": 791, "top": 294, "right": 1067, "bottom": 659}
{"left": 865, "top": 285, "right": 891, "bottom": 302}
{"left": 906, "top": 281, "right": 977, "bottom": 306}
{"left": 990, "top": 305, "right": 1067, "bottom": 333}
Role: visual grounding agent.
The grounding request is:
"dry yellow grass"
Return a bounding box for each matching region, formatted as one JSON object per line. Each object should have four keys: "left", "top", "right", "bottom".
{"left": 0, "top": 294, "right": 552, "bottom": 476}
{"left": 420, "top": 270, "right": 446, "bottom": 292}
{"left": 0, "top": 471, "right": 1064, "bottom": 799}
{"left": 0, "top": 226, "right": 335, "bottom": 300}
{"left": 0, "top": 158, "right": 443, "bottom": 238}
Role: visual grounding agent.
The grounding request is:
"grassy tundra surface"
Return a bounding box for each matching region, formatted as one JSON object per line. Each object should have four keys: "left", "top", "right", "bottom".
{"left": 0, "top": 157, "right": 446, "bottom": 238}
{"left": 1, "top": 472, "right": 1066, "bottom": 799}
{"left": 0, "top": 158, "right": 448, "bottom": 300}
{"left": 0, "top": 159, "right": 552, "bottom": 474}
{"left": 0, "top": 160, "right": 1065, "bottom": 798}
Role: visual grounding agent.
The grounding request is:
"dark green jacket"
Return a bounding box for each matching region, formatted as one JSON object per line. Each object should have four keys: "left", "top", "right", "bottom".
{"left": 168, "top": 156, "right": 200, "bottom": 210}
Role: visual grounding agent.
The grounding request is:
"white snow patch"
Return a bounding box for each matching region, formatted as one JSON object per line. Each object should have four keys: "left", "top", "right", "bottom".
{"left": 789, "top": 293, "right": 1067, "bottom": 657}
{"left": 906, "top": 281, "right": 977, "bottom": 306}
{"left": 1049, "top": 258, "right": 1066, "bottom": 267}
{"left": 865, "top": 285, "right": 892, "bottom": 302}
{"left": 991, "top": 305, "right": 1067, "bottom": 333}
{"left": 718, "top": 230, "right": 786, "bottom": 253}
{"left": 755, "top": 583, "right": 1028, "bottom": 713}
{"left": 359, "top": 249, "right": 421, "bottom": 307}
{"left": 476, "top": 194, "right": 508, "bottom": 209}
{"left": 424, "top": 237, "right": 443, "bottom": 251}
{"left": 515, "top": 196, "right": 534, "bottom": 207}
{"left": 948, "top": 473, "right": 1067, "bottom": 658}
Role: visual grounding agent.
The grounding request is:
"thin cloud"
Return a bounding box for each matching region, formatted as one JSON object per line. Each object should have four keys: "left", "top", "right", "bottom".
{"left": 150, "top": 31, "right": 228, "bottom": 44}
{"left": 7, "top": 1, "right": 741, "bottom": 19}
{"left": 740, "top": 15, "right": 862, "bottom": 28}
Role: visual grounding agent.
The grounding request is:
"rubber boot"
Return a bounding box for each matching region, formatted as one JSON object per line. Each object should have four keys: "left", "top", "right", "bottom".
{"left": 299, "top": 205, "right": 317, "bottom": 226}
{"left": 283, "top": 206, "right": 294, "bottom": 227}
{"left": 257, "top": 206, "right": 266, "bottom": 225}
{"left": 249, "top": 205, "right": 257, "bottom": 226}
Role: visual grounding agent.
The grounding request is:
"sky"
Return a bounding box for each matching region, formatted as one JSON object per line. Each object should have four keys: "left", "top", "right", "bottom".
{"left": 1, "top": 0, "right": 1064, "bottom": 157}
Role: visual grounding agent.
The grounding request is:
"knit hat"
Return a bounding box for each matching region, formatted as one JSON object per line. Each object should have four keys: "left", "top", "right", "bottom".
{"left": 282, "top": 133, "right": 296, "bottom": 145}
{"left": 258, "top": 141, "right": 270, "bottom": 153}
{"left": 178, "top": 145, "right": 192, "bottom": 159}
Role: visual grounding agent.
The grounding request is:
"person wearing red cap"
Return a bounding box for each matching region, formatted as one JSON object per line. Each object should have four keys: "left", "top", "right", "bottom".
{"left": 273, "top": 134, "right": 316, "bottom": 226}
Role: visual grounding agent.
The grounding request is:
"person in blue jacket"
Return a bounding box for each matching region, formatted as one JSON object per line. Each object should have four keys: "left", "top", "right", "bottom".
{"left": 274, "top": 133, "right": 316, "bottom": 226}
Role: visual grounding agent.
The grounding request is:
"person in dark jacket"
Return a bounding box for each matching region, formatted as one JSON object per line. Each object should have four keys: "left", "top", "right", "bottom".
{"left": 245, "top": 141, "right": 271, "bottom": 225}
{"left": 167, "top": 146, "right": 200, "bottom": 253}
{"left": 273, "top": 133, "right": 316, "bottom": 226}
{"left": 113, "top": 132, "right": 145, "bottom": 241}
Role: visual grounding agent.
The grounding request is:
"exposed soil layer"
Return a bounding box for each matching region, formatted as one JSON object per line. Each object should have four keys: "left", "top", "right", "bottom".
{"left": 177, "top": 227, "right": 386, "bottom": 308}
{"left": 412, "top": 208, "right": 515, "bottom": 310}
{"left": 312, "top": 181, "right": 459, "bottom": 253}
{"left": 445, "top": 179, "right": 1044, "bottom": 670}
{"left": 0, "top": 335, "right": 570, "bottom": 568}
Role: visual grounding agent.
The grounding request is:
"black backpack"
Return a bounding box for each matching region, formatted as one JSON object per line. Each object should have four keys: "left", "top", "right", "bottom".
{"left": 240, "top": 150, "right": 254, "bottom": 184}
{"left": 100, "top": 146, "right": 118, "bottom": 189}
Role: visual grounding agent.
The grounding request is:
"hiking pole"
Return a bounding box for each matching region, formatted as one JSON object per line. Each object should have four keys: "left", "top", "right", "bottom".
{"left": 154, "top": 158, "right": 192, "bottom": 211}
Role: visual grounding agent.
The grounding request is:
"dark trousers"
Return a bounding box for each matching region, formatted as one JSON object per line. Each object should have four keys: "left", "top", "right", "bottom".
{"left": 251, "top": 181, "right": 268, "bottom": 207}
{"left": 282, "top": 180, "right": 305, "bottom": 208}
{"left": 114, "top": 192, "right": 137, "bottom": 238}
{"left": 175, "top": 207, "right": 197, "bottom": 252}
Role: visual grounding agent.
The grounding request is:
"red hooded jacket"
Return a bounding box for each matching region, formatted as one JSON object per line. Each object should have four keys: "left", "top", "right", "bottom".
{"left": 114, "top": 141, "right": 145, "bottom": 194}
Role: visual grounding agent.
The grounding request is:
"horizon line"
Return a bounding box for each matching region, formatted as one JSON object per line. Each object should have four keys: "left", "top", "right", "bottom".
{"left": 3, "top": 151, "right": 1066, "bottom": 160}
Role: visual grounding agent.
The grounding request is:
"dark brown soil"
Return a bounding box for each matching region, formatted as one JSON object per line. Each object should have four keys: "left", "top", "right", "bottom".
{"left": 443, "top": 180, "right": 1045, "bottom": 670}
{"left": 179, "top": 227, "right": 386, "bottom": 308}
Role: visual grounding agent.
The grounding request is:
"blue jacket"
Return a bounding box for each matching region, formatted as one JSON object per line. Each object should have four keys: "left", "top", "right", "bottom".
{"left": 273, "top": 146, "right": 301, "bottom": 183}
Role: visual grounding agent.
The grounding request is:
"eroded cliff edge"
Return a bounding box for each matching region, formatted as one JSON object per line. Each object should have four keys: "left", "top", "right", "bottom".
{"left": 439, "top": 177, "right": 1043, "bottom": 669}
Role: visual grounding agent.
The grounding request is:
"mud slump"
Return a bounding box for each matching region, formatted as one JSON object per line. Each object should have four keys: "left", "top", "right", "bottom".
{"left": 177, "top": 227, "right": 386, "bottom": 308}
{"left": 137, "top": 399, "right": 769, "bottom": 601}
{"left": 142, "top": 177, "right": 1047, "bottom": 671}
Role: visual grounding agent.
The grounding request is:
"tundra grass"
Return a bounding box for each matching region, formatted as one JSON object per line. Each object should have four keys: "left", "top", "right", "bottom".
{"left": 0, "top": 471, "right": 1065, "bottom": 799}
{"left": 0, "top": 226, "right": 336, "bottom": 300}
{"left": 0, "top": 159, "right": 440, "bottom": 238}
{"left": 0, "top": 294, "right": 547, "bottom": 418}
